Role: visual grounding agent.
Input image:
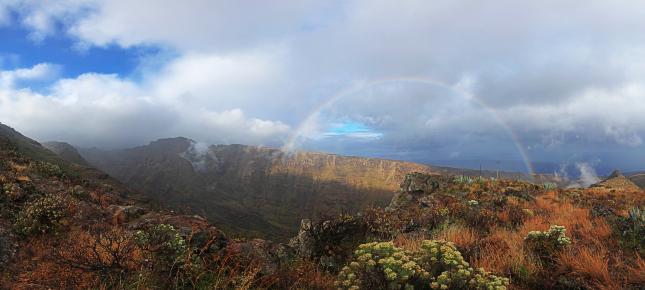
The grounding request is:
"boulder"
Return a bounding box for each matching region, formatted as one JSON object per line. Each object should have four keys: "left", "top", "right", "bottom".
{"left": 109, "top": 205, "right": 146, "bottom": 224}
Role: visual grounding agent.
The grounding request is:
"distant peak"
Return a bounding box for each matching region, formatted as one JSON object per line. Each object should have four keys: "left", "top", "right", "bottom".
{"left": 150, "top": 137, "right": 194, "bottom": 144}
{"left": 607, "top": 169, "right": 624, "bottom": 179}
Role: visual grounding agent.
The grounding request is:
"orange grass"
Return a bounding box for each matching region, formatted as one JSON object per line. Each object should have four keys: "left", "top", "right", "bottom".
{"left": 393, "top": 232, "right": 427, "bottom": 252}
{"left": 558, "top": 246, "right": 617, "bottom": 289}
{"left": 434, "top": 224, "right": 479, "bottom": 250}
{"left": 471, "top": 227, "right": 540, "bottom": 280}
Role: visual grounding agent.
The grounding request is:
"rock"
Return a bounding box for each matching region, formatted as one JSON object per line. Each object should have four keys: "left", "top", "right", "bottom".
{"left": 289, "top": 219, "right": 315, "bottom": 257}
{"left": 400, "top": 172, "right": 440, "bottom": 194}
{"left": 388, "top": 172, "right": 442, "bottom": 210}
{"left": 109, "top": 205, "right": 146, "bottom": 224}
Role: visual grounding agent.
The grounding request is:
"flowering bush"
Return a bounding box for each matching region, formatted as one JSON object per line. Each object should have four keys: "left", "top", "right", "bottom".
{"left": 524, "top": 225, "right": 571, "bottom": 262}
{"left": 134, "top": 224, "right": 187, "bottom": 258}
{"left": 336, "top": 240, "right": 509, "bottom": 289}
{"left": 29, "top": 161, "right": 64, "bottom": 178}
{"left": 14, "top": 194, "right": 69, "bottom": 235}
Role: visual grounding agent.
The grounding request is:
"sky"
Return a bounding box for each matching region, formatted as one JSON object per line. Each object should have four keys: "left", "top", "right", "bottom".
{"left": 1, "top": 0, "right": 645, "bottom": 175}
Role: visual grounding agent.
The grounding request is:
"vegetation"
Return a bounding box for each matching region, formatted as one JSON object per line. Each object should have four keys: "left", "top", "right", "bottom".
{"left": 337, "top": 240, "right": 508, "bottom": 290}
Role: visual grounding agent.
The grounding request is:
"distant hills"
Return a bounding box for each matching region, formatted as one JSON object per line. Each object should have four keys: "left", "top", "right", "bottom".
{"left": 627, "top": 172, "right": 645, "bottom": 189}
{"left": 43, "top": 137, "right": 566, "bottom": 240}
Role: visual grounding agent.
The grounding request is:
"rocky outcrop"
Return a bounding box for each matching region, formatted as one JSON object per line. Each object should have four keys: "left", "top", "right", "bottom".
{"left": 388, "top": 172, "right": 444, "bottom": 210}
{"left": 108, "top": 205, "right": 146, "bottom": 225}
{"left": 289, "top": 219, "right": 315, "bottom": 257}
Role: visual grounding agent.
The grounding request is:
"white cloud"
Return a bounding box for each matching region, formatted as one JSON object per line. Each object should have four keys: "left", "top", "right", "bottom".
{"left": 66, "top": 0, "right": 326, "bottom": 52}
{"left": 0, "top": 64, "right": 290, "bottom": 148}
{"left": 0, "top": 63, "right": 59, "bottom": 89}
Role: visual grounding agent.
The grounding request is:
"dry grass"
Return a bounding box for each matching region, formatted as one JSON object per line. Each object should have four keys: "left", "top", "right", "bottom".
{"left": 393, "top": 232, "right": 427, "bottom": 252}
{"left": 625, "top": 255, "right": 645, "bottom": 286}
{"left": 434, "top": 224, "right": 478, "bottom": 250}
{"left": 558, "top": 246, "right": 617, "bottom": 289}
{"left": 471, "top": 227, "right": 540, "bottom": 281}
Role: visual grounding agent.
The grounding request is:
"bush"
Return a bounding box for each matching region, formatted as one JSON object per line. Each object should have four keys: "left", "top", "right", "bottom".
{"left": 616, "top": 207, "right": 645, "bottom": 255}
{"left": 542, "top": 183, "right": 557, "bottom": 191}
{"left": 134, "top": 224, "right": 187, "bottom": 259}
{"left": 454, "top": 176, "right": 473, "bottom": 185}
{"left": 14, "top": 194, "right": 69, "bottom": 235}
{"left": 524, "top": 225, "right": 571, "bottom": 262}
{"left": 29, "top": 161, "right": 64, "bottom": 178}
{"left": 70, "top": 185, "right": 88, "bottom": 200}
{"left": 336, "top": 240, "right": 509, "bottom": 290}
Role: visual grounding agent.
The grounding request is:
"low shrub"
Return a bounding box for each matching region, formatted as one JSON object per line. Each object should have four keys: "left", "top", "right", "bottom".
{"left": 29, "top": 161, "right": 64, "bottom": 178}
{"left": 336, "top": 240, "right": 509, "bottom": 289}
{"left": 615, "top": 207, "right": 645, "bottom": 255}
{"left": 14, "top": 194, "right": 70, "bottom": 235}
{"left": 542, "top": 183, "right": 557, "bottom": 191}
{"left": 524, "top": 225, "right": 571, "bottom": 263}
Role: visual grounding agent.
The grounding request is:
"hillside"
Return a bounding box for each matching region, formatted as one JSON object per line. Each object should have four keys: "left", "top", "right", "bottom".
{"left": 628, "top": 172, "right": 645, "bottom": 189}
{"left": 0, "top": 123, "right": 308, "bottom": 289}
{"left": 42, "top": 141, "right": 90, "bottom": 166}
{"left": 78, "top": 138, "right": 435, "bottom": 239}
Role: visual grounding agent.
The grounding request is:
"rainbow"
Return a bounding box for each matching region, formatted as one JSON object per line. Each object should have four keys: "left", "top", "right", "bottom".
{"left": 282, "top": 76, "right": 535, "bottom": 176}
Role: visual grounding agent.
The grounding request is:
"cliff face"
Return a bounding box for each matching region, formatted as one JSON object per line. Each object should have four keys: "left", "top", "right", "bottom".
{"left": 79, "top": 139, "right": 435, "bottom": 240}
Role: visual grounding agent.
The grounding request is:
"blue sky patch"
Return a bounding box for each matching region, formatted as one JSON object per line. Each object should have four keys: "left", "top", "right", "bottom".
{"left": 0, "top": 19, "right": 164, "bottom": 80}
{"left": 324, "top": 121, "right": 383, "bottom": 139}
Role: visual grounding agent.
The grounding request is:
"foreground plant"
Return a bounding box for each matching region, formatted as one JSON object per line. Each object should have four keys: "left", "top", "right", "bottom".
{"left": 524, "top": 225, "right": 571, "bottom": 263}
{"left": 337, "top": 240, "right": 509, "bottom": 290}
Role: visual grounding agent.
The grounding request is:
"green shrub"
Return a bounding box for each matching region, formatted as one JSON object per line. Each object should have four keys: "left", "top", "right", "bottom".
{"left": 453, "top": 176, "right": 473, "bottom": 185}
{"left": 14, "top": 194, "right": 69, "bottom": 235}
{"left": 70, "top": 185, "right": 88, "bottom": 200}
{"left": 542, "top": 182, "right": 557, "bottom": 190}
{"left": 616, "top": 207, "right": 645, "bottom": 255}
{"left": 134, "top": 224, "right": 188, "bottom": 261}
{"left": 336, "top": 240, "right": 509, "bottom": 290}
{"left": 29, "top": 161, "right": 64, "bottom": 178}
{"left": 524, "top": 225, "right": 571, "bottom": 262}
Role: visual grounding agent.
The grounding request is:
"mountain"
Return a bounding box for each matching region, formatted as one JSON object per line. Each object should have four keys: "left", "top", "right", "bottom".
{"left": 78, "top": 138, "right": 437, "bottom": 239}
{"left": 0, "top": 123, "right": 137, "bottom": 198}
{"left": 42, "top": 141, "right": 89, "bottom": 166}
{"left": 592, "top": 170, "right": 642, "bottom": 192}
